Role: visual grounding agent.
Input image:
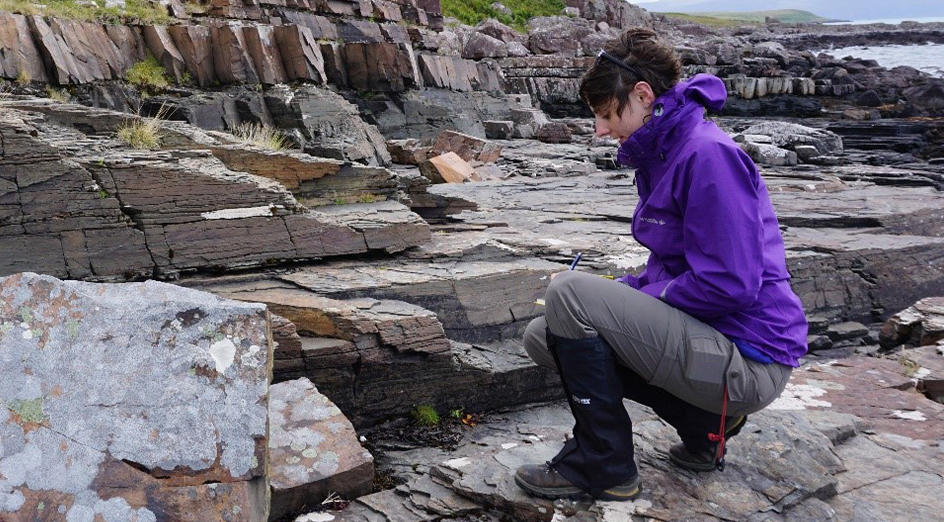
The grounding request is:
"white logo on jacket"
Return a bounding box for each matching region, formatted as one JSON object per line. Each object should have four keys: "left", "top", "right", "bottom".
{"left": 572, "top": 395, "right": 591, "bottom": 405}
{"left": 640, "top": 217, "right": 666, "bottom": 226}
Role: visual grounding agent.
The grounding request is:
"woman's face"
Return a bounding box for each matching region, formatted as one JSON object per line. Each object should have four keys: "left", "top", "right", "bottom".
{"left": 593, "top": 82, "right": 656, "bottom": 145}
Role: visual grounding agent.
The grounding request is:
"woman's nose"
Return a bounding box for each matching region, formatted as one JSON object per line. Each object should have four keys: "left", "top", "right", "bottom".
{"left": 595, "top": 122, "right": 610, "bottom": 138}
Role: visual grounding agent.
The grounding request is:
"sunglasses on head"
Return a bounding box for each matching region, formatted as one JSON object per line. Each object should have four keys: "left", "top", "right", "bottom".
{"left": 595, "top": 50, "right": 644, "bottom": 79}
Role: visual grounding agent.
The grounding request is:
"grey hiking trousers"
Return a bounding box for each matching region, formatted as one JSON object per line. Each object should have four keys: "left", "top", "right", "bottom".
{"left": 524, "top": 271, "right": 792, "bottom": 417}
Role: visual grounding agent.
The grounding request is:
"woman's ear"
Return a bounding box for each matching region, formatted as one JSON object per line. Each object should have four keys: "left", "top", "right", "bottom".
{"left": 633, "top": 82, "right": 656, "bottom": 108}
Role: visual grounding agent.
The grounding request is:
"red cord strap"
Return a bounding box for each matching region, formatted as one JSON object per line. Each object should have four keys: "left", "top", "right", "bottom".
{"left": 707, "top": 384, "right": 729, "bottom": 472}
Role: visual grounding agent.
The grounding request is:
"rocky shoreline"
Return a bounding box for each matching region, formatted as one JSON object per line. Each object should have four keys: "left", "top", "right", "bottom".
{"left": 1, "top": 0, "right": 944, "bottom": 521}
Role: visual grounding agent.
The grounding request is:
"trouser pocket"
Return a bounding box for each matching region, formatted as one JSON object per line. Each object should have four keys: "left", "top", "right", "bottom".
{"left": 683, "top": 336, "right": 729, "bottom": 400}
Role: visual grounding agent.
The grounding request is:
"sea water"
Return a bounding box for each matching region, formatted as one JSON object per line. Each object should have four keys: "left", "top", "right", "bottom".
{"left": 816, "top": 43, "right": 944, "bottom": 78}
{"left": 823, "top": 16, "right": 944, "bottom": 25}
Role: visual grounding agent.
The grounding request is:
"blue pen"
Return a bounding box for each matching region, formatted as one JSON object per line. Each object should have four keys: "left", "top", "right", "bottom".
{"left": 569, "top": 252, "right": 583, "bottom": 270}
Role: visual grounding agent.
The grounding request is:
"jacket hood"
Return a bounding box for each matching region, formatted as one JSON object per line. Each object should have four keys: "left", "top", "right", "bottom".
{"left": 616, "top": 74, "right": 728, "bottom": 169}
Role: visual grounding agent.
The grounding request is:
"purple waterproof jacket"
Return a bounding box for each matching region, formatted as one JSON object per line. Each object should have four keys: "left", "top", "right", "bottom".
{"left": 615, "top": 74, "right": 808, "bottom": 367}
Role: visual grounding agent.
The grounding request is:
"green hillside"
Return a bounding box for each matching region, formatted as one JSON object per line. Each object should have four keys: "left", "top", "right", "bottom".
{"left": 0, "top": 0, "right": 171, "bottom": 24}
{"left": 657, "top": 9, "right": 832, "bottom": 27}
{"left": 441, "top": 0, "right": 566, "bottom": 32}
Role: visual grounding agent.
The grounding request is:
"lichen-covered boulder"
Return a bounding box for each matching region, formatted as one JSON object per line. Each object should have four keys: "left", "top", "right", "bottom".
{"left": 268, "top": 378, "right": 374, "bottom": 521}
{"left": 0, "top": 273, "right": 272, "bottom": 522}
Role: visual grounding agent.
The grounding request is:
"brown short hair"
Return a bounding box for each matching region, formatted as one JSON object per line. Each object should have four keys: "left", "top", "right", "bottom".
{"left": 579, "top": 28, "right": 682, "bottom": 118}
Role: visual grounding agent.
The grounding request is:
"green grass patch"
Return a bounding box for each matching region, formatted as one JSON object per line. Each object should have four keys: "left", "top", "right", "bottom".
{"left": 0, "top": 0, "right": 170, "bottom": 24}
{"left": 441, "top": 0, "right": 565, "bottom": 32}
{"left": 411, "top": 404, "right": 441, "bottom": 427}
{"left": 656, "top": 9, "right": 830, "bottom": 27}
{"left": 657, "top": 12, "right": 743, "bottom": 28}
{"left": 125, "top": 54, "right": 170, "bottom": 92}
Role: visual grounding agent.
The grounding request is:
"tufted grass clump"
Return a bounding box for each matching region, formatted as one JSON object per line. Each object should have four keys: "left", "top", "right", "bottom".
{"left": 232, "top": 122, "right": 289, "bottom": 151}
{"left": 15, "top": 68, "right": 31, "bottom": 85}
{"left": 125, "top": 54, "right": 169, "bottom": 92}
{"left": 117, "top": 104, "right": 170, "bottom": 150}
{"left": 46, "top": 86, "right": 70, "bottom": 103}
{"left": 117, "top": 118, "right": 162, "bottom": 149}
{"left": 411, "top": 404, "right": 440, "bottom": 427}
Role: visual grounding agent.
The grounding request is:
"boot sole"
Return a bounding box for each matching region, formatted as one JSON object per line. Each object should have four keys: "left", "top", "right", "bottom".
{"left": 597, "top": 474, "right": 643, "bottom": 501}
{"left": 514, "top": 474, "right": 643, "bottom": 501}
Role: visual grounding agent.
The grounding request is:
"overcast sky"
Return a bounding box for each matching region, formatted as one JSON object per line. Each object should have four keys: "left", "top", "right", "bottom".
{"left": 628, "top": 0, "right": 944, "bottom": 20}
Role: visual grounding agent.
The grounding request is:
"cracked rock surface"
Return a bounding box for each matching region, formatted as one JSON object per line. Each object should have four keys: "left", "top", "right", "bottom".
{"left": 333, "top": 401, "right": 842, "bottom": 521}
{"left": 194, "top": 276, "right": 561, "bottom": 428}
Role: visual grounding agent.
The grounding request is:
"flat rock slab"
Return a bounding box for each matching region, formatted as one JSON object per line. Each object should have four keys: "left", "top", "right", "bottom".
{"left": 348, "top": 401, "right": 845, "bottom": 522}
{"left": 827, "top": 430, "right": 944, "bottom": 522}
{"left": 0, "top": 272, "right": 271, "bottom": 522}
{"left": 429, "top": 167, "right": 944, "bottom": 326}
{"left": 771, "top": 356, "right": 944, "bottom": 440}
{"left": 269, "top": 378, "right": 374, "bottom": 522}
{"left": 313, "top": 201, "right": 432, "bottom": 254}
{"left": 277, "top": 257, "right": 561, "bottom": 343}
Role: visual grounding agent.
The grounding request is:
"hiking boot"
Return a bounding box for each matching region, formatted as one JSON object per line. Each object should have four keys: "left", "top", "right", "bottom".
{"left": 669, "top": 415, "right": 747, "bottom": 472}
{"left": 668, "top": 442, "right": 721, "bottom": 471}
{"left": 515, "top": 462, "right": 642, "bottom": 501}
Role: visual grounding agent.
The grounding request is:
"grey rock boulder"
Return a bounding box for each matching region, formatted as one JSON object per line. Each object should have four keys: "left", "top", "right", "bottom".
{"left": 739, "top": 140, "right": 799, "bottom": 166}
{"left": 880, "top": 296, "right": 944, "bottom": 349}
{"left": 474, "top": 18, "right": 523, "bottom": 44}
{"left": 265, "top": 84, "right": 392, "bottom": 166}
{"left": 526, "top": 16, "right": 594, "bottom": 55}
{"left": 752, "top": 41, "right": 790, "bottom": 66}
{"left": 462, "top": 32, "right": 509, "bottom": 60}
{"left": 742, "top": 121, "right": 844, "bottom": 155}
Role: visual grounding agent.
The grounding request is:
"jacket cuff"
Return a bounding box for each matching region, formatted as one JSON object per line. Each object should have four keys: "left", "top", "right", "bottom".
{"left": 640, "top": 279, "right": 672, "bottom": 301}
{"left": 616, "top": 273, "right": 640, "bottom": 289}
